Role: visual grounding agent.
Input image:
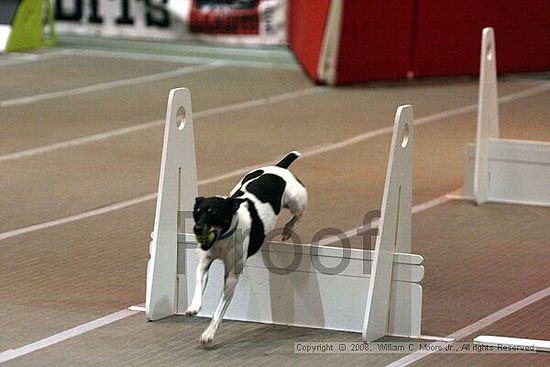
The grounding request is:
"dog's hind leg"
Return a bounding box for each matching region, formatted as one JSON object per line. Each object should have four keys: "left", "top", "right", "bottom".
{"left": 282, "top": 214, "right": 303, "bottom": 241}
{"left": 185, "top": 254, "right": 213, "bottom": 316}
{"left": 282, "top": 189, "right": 307, "bottom": 241}
{"left": 199, "top": 270, "right": 240, "bottom": 344}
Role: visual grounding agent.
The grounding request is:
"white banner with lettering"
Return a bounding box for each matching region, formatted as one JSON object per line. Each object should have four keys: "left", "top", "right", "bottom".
{"left": 54, "top": 0, "right": 287, "bottom": 45}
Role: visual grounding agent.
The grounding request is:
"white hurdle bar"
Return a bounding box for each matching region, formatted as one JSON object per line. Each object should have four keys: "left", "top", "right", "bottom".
{"left": 146, "top": 88, "right": 424, "bottom": 341}
{"left": 463, "top": 27, "right": 550, "bottom": 206}
{"left": 474, "top": 335, "right": 550, "bottom": 353}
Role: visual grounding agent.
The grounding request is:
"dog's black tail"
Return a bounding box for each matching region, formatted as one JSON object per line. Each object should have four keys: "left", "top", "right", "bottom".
{"left": 276, "top": 151, "right": 301, "bottom": 169}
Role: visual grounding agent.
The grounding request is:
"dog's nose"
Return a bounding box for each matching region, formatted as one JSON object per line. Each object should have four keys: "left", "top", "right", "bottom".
{"left": 194, "top": 224, "right": 204, "bottom": 234}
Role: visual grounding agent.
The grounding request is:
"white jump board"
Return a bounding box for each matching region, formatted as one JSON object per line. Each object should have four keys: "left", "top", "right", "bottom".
{"left": 464, "top": 139, "right": 550, "bottom": 206}
{"left": 177, "top": 233, "right": 424, "bottom": 336}
{"left": 474, "top": 335, "right": 550, "bottom": 353}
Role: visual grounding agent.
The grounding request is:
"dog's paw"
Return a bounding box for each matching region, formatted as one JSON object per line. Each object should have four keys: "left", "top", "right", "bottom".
{"left": 184, "top": 307, "right": 200, "bottom": 316}
{"left": 199, "top": 329, "right": 215, "bottom": 345}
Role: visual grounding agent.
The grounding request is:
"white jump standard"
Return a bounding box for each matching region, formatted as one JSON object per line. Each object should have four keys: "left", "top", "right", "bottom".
{"left": 145, "top": 87, "right": 426, "bottom": 343}
{"left": 463, "top": 27, "right": 550, "bottom": 206}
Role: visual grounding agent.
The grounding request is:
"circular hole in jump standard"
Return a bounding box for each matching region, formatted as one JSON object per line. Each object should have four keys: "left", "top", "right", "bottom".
{"left": 401, "top": 123, "right": 410, "bottom": 148}
{"left": 176, "top": 107, "right": 187, "bottom": 131}
{"left": 486, "top": 44, "right": 493, "bottom": 61}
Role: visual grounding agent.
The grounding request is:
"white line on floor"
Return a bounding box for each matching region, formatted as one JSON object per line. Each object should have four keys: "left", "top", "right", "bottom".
{"left": 0, "top": 309, "right": 139, "bottom": 364}
{"left": 0, "top": 162, "right": 457, "bottom": 244}
{"left": 0, "top": 63, "right": 221, "bottom": 108}
{"left": 385, "top": 286, "right": 550, "bottom": 367}
{"left": 64, "top": 48, "right": 299, "bottom": 69}
{"left": 316, "top": 190, "right": 460, "bottom": 247}
{"left": 60, "top": 40, "right": 290, "bottom": 59}
{"left": 503, "top": 76, "right": 550, "bottom": 87}
{"left": 0, "top": 193, "right": 157, "bottom": 241}
{"left": 0, "top": 87, "right": 325, "bottom": 163}
{"left": 1, "top": 83, "right": 549, "bottom": 240}
{"left": 62, "top": 48, "right": 224, "bottom": 66}
{"left": 0, "top": 49, "right": 72, "bottom": 66}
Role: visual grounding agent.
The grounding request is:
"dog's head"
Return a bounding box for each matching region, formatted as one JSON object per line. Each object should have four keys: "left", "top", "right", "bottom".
{"left": 193, "top": 196, "right": 245, "bottom": 250}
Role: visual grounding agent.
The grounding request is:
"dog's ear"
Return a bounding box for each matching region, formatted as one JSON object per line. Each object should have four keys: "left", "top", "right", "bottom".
{"left": 194, "top": 196, "right": 205, "bottom": 209}
{"left": 228, "top": 197, "right": 246, "bottom": 213}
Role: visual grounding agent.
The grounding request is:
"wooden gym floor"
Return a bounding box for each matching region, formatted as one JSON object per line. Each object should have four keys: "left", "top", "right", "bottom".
{"left": 0, "top": 36, "right": 549, "bottom": 366}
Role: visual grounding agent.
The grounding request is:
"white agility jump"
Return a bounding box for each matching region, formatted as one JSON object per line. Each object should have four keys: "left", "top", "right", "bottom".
{"left": 463, "top": 27, "right": 550, "bottom": 206}
{"left": 145, "top": 88, "right": 424, "bottom": 341}
{"left": 466, "top": 27, "right": 550, "bottom": 353}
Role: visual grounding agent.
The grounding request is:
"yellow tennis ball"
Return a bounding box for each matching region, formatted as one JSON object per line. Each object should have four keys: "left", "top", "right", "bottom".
{"left": 197, "top": 231, "right": 215, "bottom": 246}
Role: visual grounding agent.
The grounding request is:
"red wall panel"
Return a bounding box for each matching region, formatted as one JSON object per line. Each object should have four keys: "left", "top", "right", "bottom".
{"left": 288, "top": 0, "right": 550, "bottom": 84}
{"left": 288, "top": 0, "right": 331, "bottom": 83}
{"left": 336, "top": 0, "right": 415, "bottom": 84}
{"left": 412, "top": 1, "right": 550, "bottom": 77}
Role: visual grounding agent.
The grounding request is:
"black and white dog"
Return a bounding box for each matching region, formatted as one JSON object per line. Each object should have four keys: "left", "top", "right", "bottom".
{"left": 186, "top": 151, "right": 307, "bottom": 344}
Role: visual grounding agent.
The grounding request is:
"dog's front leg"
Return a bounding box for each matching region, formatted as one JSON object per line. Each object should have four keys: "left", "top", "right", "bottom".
{"left": 199, "top": 270, "right": 239, "bottom": 344}
{"left": 185, "top": 253, "right": 213, "bottom": 316}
